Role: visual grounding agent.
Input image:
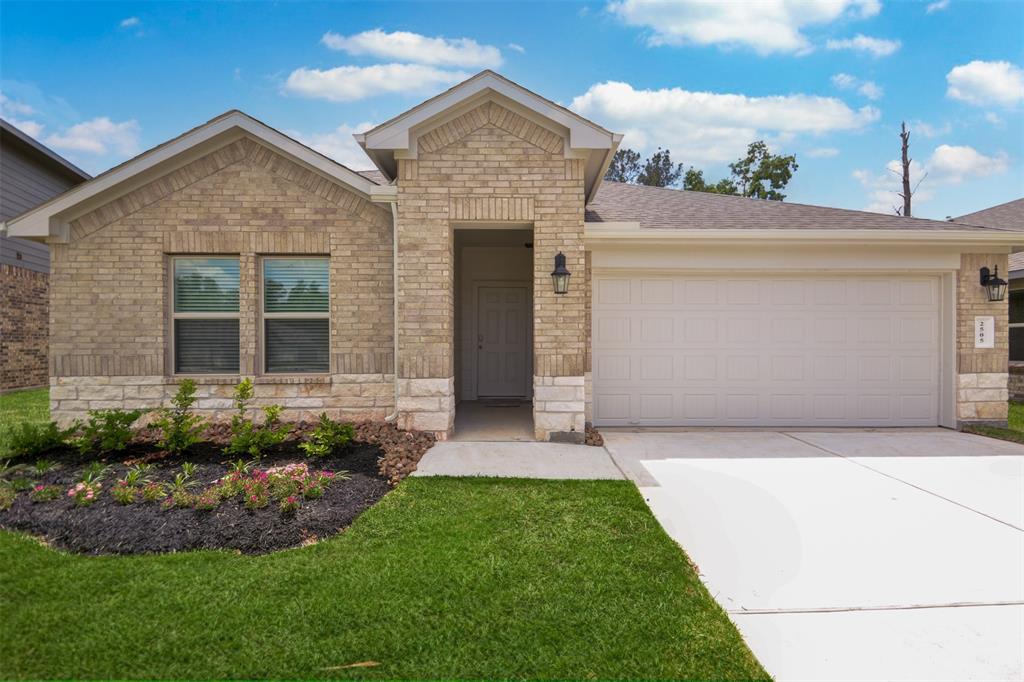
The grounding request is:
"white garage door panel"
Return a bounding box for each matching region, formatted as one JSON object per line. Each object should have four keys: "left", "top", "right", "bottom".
{"left": 593, "top": 274, "right": 940, "bottom": 426}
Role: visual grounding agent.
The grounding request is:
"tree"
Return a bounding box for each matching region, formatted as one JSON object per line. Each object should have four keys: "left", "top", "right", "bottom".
{"left": 637, "top": 147, "right": 684, "bottom": 187}
{"left": 683, "top": 168, "right": 739, "bottom": 196}
{"left": 728, "top": 141, "right": 799, "bottom": 201}
{"left": 892, "top": 122, "right": 926, "bottom": 217}
{"left": 604, "top": 148, "right": 642, "bottom": 183}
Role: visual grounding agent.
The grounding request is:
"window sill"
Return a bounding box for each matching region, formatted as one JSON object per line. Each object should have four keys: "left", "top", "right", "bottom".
{"left": 169, "top": 375, "right": 331, "bottom": 385}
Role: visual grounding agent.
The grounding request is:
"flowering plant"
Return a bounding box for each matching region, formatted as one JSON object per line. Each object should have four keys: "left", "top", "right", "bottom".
{"left": 111, "top": 480, "right": 137, "bottom": 505}
{"left": 30, "top": 484, "right": 61, "bottom": 503}
{"left": 141, "top": 481, "right": 166, "bottom": 502}
{"left": 68, "top": 481, "right": 101, "bottom": 506}
{"left": 279, "top": 495, "right": 300, "bottom": 514}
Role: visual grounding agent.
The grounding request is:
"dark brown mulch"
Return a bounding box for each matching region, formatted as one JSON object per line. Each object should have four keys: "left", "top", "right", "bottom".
{"left": 0, "top": 439, "right": 391, "bottom": 555}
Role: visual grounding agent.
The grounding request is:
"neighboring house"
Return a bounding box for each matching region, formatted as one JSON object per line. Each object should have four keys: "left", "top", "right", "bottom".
{"left": 955, "top": 198, "right": 1024, "bottom": 399}
{"left": 6, "top": 71, "right": 1020, "bottom": 438}
{"left": 0, "top": 119, "right": 89, "bottom": 391}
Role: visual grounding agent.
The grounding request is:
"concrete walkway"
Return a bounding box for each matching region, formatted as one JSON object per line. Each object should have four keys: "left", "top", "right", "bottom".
{"left": 412, "top": 441, "right": 624, "bottom": 479}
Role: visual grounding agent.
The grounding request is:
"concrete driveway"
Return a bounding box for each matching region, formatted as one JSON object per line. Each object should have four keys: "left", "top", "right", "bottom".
{"left": 603, "top": 429, "right": 1024, "bottom": 682}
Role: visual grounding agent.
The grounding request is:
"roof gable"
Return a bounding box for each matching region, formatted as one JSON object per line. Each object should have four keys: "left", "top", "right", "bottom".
{"left": 955, "top": 198, "right": 1024, "bottom": 231}
{"left": 5, "top": 111, "right": 395, "bottom": 242}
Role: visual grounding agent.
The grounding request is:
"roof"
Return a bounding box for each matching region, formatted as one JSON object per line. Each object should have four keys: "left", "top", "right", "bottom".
{"left": 952, "top": 198, "right": 1024, "bottom": 272}
{"left": 0, "top": 118, "right": 91, "bottom": 181}
{"left": 356, "top": 169, "right": 388, "bottom": 185}
{"left": 5, "top": 110, "right": 396, "bottom": 241}
{"left": 355, "top": 70, "right": 621, "bottom": 203}
{"left": 586, "top": 181, "right": 1012, "bottom": 232}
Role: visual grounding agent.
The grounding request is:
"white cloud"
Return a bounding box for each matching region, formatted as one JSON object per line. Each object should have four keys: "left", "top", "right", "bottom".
{"left": 908, "top": 120, "right": 951, "bottom": 138}
{"left": 926, "top": 0, "right": 950, "bottom": 13}
{"left": 607, "top": 0, "right": 880, "bottom": 55}
{"left": 831, "top": 73, "right": 883, "bottom": 100}
{"left": 985, "top": 112, "right": 1004, "bottom": 126}
{"left": 0, "top": 92, "right": 35, "bottom": 116}
{"left": 119, "top": 16, "right": 140, "bottom": 28}
{"left": 854, "top": 143, "right": 1008, "bottom": 213}
{"left": 946, "top": 60, "right": 1024, "bottom": 106}
{"left": 283, "top": 64, "right": 470, "bottom": 102}
{"left": 289, "top": 121, "right": 376, "bottom": 170}
{"left": 826, "top": 34, "right": 901, "bottom": 57}
{"left": 570, "top": 80, "right": 879, "bottom": 164}
{"left": 321, "top": 29, "right": 502, "bottom": 68}
{"left": 44, "top": 117, "right": 140, "bottom": 156}
{"left": 808, "top": 147, "right": 840, "bottom": 158}
{"left": 507, "top": 43, "right": 526, "bottom": 54}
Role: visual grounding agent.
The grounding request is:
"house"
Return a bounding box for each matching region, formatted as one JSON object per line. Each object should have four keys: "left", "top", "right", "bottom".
{"left": 955, "top": 198, "right": 1024, "bottom": 398}
{"left": 0, "top": 119, "right": 90, "bottom": 392}
{"left": 5, "top": 71, "right": 1019, "bottom": 439}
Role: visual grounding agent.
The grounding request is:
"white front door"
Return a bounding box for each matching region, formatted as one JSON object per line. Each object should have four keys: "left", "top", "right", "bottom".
{"left": 477, "top": 286, "right": 529, "bottom": 397}
{"left": 592, "top": 273, "right": 942, "bottom": 427}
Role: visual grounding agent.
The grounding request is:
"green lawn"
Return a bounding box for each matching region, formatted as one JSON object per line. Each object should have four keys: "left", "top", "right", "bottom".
{"left": 0, "top": 476, "right": 766, "bottom": 680}
{"left": 963, "top": 401, "right": 1024, "bottom": 443}
{"left": 0, "top": 387, "right": 49, "bottom": 457}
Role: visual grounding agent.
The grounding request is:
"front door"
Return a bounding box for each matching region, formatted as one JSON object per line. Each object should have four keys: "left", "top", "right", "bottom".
{"left": 477, "top": 286, "right": 529, "bottom": 397}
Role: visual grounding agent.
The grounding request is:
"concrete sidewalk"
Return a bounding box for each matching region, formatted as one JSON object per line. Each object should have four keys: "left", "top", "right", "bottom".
{"left": 412, "top": 441, "right": 624, "bottom": 480}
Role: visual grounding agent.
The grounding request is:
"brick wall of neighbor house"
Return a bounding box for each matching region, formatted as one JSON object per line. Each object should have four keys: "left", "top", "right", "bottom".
{"left": 394, "top": 101, "right": 587, "bottom": 440}
{"left": 48, "top": 137, "right": 395, "bottom": 425}
{"left": 956, "top": 253, "right": 1010, "bottom": 426}
{"left": 0, "top": 264, "right": 49, "bottom": 391}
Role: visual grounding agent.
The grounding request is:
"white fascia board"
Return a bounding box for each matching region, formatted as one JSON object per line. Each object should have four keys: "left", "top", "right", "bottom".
{"left": 7, "top": 112, "right": 376, "bottom": 240}
{"left": 361, "top": 73, "right": 615, "bottom": 152}
{"left": 584, "top": 224, "right": 1024, "bottom": 248}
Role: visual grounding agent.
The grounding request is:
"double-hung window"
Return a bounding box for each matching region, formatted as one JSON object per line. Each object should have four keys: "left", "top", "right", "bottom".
{"left": 262, "top": 257, "right": 330, "bottom": 373}
{"left": 172, "top": 257, "right": 241, "bottom": 374}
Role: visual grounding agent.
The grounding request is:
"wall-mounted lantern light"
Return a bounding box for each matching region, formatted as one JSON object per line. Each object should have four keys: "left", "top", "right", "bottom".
{"left": 980, "top": 265, "right": 1008, "bottom": 302}
{"left": 551, "top": 252, "right": 571, "bottom": 295}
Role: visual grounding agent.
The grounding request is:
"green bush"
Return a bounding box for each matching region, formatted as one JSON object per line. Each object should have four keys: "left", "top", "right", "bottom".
{"left": 224, "top": 379, "right": 292, "bottom": 460}
{"left": 2, "top": 421, "right": 74, "bottom": 460}
{"left": 74, "top": 409, "right": 144, "bottom": 455}
{"left": 152, "top": 379, "right": 207, "bottom": 455}
{"left": 299, "top": 412, "right": 354, "bottom": 457}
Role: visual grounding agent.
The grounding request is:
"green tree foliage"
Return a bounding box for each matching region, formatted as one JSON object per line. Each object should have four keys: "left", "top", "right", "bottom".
{"left": 637, "top": 148, "right": 684, "bottom": 187}
{"left": 728, "top": 141, "right": 799, "bottom": 201}
{"left": 604, "top": 148, "right": 642, "bottom": 183}
{"left": 682, "top": 168, "right": 740, "bottom": 196}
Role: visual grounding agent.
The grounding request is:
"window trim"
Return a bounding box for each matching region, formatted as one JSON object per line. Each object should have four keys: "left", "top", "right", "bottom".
{"left": 260, "top": 255, "right": 331, "bottom": 375}
{"left": 169, "top": 255, "right": 242, "bottom": 377}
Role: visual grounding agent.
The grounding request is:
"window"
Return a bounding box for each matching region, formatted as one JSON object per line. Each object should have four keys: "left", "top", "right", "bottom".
{"left": 1010, "top": 290, "right": 1024, "bottom": 362}
{"left": 262, "top": 257, "right": 329, "bottom": 373}
{"left": 172, "top": 257, "right": 240, "bottom": 374}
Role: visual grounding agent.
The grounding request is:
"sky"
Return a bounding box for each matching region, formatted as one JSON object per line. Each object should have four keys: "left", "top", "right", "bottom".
{"left": 1, "top": 0, "right": 1021, "bottom": 220}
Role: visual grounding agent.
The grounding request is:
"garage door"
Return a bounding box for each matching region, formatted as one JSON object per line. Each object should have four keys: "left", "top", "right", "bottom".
{"left": 592, "top": 274, "right": 941, "bottom": 427}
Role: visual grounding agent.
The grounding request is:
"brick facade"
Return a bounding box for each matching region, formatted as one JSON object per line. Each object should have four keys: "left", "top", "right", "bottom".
{"left": 394, "top": 101, "right": 587, "bottom": 440}
{"left": 956, "top": 253, "right": 1010, "bottom": 426}
{"left": 48, "top": 136, "right": 396, "bottom": 424}
{"left": 0, "top": 264, "right": 49, "bottom": 391}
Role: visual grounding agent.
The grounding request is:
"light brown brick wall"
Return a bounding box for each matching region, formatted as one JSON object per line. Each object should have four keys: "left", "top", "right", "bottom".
{"left": 49, "top": 136, "right": 395, "bottom": 422}
{"left": 395, "top": 100, "right": 587, "bottom": 437}
{"left": 0, "top": 264, "right": 48, "bottom": 390}
{"left": 956, "top": 253, "right": 1009, "bottom": 424}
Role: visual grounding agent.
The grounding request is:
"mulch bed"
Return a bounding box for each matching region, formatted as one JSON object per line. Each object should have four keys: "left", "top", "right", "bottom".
{"left": 0, "top": 421, "right": 435, "bottom": 556}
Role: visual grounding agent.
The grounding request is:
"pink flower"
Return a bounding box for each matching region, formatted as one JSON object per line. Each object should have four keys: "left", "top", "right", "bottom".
{"left": 34, "top": 485, "right": 45, "bottom": 492}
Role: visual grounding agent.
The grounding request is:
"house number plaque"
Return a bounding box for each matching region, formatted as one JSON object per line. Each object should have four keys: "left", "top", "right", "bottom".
{"left": 974, "top": 316, "right": 995, "bottom": 349}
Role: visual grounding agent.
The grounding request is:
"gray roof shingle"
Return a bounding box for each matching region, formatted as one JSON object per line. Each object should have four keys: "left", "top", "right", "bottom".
{"left": 586, "top": 181, "right": 1011, "bottom": 232}
{"left": 953, "top": 198, "right": 1024, "bottom": 272}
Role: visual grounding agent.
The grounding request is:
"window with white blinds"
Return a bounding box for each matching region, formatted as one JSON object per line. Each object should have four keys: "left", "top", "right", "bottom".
{"left": 262, "top": 257, "right": 330, "bottom": 373}
{"left": 172, "top": 257, "right": 240, "bottom": 374}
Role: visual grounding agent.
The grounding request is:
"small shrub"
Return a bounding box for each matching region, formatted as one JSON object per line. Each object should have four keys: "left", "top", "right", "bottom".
{"left": 3, "top": 421, "right": 74, "bottom": 459}
{"left": 79, "top": 462, "right": 111, "bottom": 484}
{"left": 193, "top": 488, "right": 221, "bottom": 511}
{"left": 29, "top": 484, "right": 61, "bottom": 503}
{"left": 141, "top": 482, "right": 166, "bottom": 503}
{"left": 34, "top": 459, "right": 56, "bottom": 475}
{"left": 9, "top": 477, "right": 33, "bottom": 492}
{"left": 299, "top": 413, "right": 354, "bottom": 457}
{"left": 75, "top": 409, "right": 143, "bottom": 456}
{"left": 121, "top": 463, "right": 152, "bottom": 487}
{"left": 242, "top": 473, "right": 269, "bottom": 509}
{"left": 111, "top": 481, "right": 137, "bottom": 505}
{"left": 67, "top": 481, "right": 101, "bottom": 506}
{"left": 0, "top": 484, "right": 14, "bottom": 510}
{"left": 224, "top": 379, "right": 292, "bottom": 459}
{"left": 163, "top": 490, "right": 196, "bottom": 509}
{"left": 279, "top": 495, "right": 300, "bottom": 515}
{"left": 152, "top": 379, "right": 206, "bottom": 455}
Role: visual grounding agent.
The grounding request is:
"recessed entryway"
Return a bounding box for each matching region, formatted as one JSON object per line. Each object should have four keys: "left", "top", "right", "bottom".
{"left": 451, "top": 400, "right": 533, "bottom": 441}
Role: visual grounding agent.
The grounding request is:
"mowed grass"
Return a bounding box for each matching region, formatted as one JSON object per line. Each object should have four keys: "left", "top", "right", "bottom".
{"left": 0, "top": 476, "right": 767, "bottom": 680}
{"left": 0, "top": 388, "right": 49, "bottom": 456}
{"left": 963, "top": 401, "right": 1024, "bottom": 443}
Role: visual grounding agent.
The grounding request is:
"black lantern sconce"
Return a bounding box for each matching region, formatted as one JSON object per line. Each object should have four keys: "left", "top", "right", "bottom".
{"left": 980, "top": 265, "right": 1008, "bottom": 302}
{"left": 551, "top": 252, "right": 571, "bottom": 295}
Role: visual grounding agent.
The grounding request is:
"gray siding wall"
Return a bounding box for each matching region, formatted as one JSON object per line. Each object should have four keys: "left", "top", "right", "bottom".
{"left": 0, "top": 134, "right": 84, "bottom": 272}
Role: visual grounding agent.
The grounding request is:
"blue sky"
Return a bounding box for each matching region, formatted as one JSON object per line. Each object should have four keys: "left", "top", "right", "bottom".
{"left": 1, "top": 0, "right": 1021, "bottom": 219}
